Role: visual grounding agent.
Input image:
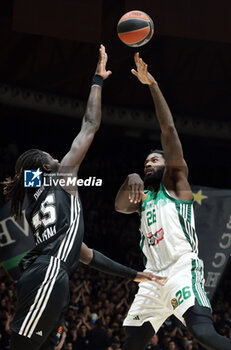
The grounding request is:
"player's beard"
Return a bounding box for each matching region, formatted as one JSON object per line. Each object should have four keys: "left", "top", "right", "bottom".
{"left": 143, "top": 166, "right": 165, "bottom": 189}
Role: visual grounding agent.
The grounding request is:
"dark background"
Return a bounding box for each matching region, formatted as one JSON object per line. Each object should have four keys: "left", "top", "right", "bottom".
{"left": 0, "top": 0, "right": 231, "bottom": 267}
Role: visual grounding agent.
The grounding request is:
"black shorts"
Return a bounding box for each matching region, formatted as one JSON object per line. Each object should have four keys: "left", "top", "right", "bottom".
{"left": 11, "top": 255, "right": 69, "bottom": 349}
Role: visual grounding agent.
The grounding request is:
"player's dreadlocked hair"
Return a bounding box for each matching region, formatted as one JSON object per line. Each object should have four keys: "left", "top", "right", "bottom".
{"left": 2, "top": 149, "right": 49, "bottom": 219}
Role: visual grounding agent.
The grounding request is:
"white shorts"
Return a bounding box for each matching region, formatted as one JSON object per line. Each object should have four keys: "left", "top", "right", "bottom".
{"left": 123, "top": 256, "right": 211, "bottom": 332}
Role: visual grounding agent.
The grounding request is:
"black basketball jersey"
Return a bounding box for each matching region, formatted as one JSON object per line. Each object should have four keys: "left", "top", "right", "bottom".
{"left": 23, "top": 183, "right": 84, "bottom": 275}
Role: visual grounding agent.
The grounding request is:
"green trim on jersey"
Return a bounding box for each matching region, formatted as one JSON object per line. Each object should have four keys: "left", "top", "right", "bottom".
{"left": 176, "top": 203, "right": 192, "bottom": 250}
{"left": 161, "top": 182, "right": 197, "bottom": 252}
{"left": 140, "top": 233, "right": 147, "bottom": 267}
{"left": 175, "top": 202, "right": 198, "bottom": 252}
{"left": 141, "top": 187, "right": 168, "bottom": 212}
{"left": 141, "top": 183, "right": 193, "bottom": 211}
{"left": 160, "top": 183, "right": 194, "bottom": 204}
{"left": 191, "top": 259, "right": 211, "bottom": 308}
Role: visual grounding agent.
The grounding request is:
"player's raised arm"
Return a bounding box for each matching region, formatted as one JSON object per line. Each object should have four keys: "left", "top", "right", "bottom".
{"left": 59, "top": 45, "right": 111, "bottom": 172}
{"left": 131, "top": 53, "right": 192, "bottom": 201}
{"left": 115, "top": 173, "right": 144, "bottom": 213}
{"left": 80, "top": 243, "right": 166, "bottom": 285}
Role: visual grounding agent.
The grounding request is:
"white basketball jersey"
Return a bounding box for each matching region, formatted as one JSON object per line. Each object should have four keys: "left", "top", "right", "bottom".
{"left": 140, "top": 182, "right": 198, "bottom": 271}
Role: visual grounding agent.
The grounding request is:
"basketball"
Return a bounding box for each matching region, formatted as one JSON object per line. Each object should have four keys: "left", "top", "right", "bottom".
{"left": 117, "top": 10, "right": 154, "bottom": 47}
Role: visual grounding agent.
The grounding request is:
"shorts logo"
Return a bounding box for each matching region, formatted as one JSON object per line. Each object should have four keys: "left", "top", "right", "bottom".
{"left": 133, "top": 315, "right": 140, "bottom": 320}
{"left": 147, "top": 228, "right": 164, "bottom": 246}
{"left": 24, "top": 169, "right": 42, "bottom": 188}
{"left": 36, "top": 330, "right": 43, "bottom": 336}
{"left": 171, "top": 298, "right": 179, "bottom": 310}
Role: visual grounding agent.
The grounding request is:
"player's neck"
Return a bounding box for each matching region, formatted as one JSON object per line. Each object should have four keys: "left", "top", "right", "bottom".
{"left": 146, "top": 182, "right": 160, "bottom": 192}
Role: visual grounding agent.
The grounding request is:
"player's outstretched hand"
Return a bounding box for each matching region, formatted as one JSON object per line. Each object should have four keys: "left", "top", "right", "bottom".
{"left": 134, "top": 272, "right": 167, "bottom": 286}
{"left": 128, "top": 173, "right": 144, "bottom": 204}
{"left": 131, "top": 52, "right": 157, "bottom": 86}
{"left": 95, "top": 44, "right": 112, "bottom": 80}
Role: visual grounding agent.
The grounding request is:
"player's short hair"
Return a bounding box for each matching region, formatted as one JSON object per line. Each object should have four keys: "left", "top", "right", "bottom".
{"left": 148, "top": 149, "right": 165, "bottom": 158}
{"left": 2, "top": 149, "right": 49, "bottom": 219}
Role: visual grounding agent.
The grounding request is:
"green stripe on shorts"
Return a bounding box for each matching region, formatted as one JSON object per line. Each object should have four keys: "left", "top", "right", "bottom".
{"left": 191, "top": 259, "right": 211, "bottom": 308}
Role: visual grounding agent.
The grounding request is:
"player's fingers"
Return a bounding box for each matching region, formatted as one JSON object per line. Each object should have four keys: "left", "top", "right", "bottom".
{"left": 131, "top": 69, "right": 138, "bottom": 77}
{"left": 104, "top": 52, "right": 108, "bottom": 63}
{"left": 129, "top": 190, "right": 131, "bottom": 200}
{"left": 99, "top": 45, "right": 106, "bottom": 62}
{"left": 140, "top": 59, "right": 147, "bottom": 70}
{"left": 143, "top": 274, "right": 166, "bottom": 286}
{"left": 129, "top": 193, "right": 135, "bottom": 203}
{"left": 140, "top": 60, "right": 146, "bottom": 71}
{"left": 152, "top": 276, "right": 167, "bottom": 286}
{"left": 106, "top": 70, "right": 112, "bottom": 78}
{"left": 134, "top": 183, "right": 140, "bottom": 203}
{"left": 128, "top": 186, "right": 133, "bottom": 201}
{"left": 129, "top": 184, "right": 136, "bottom": 202}
{"left": 139, "top": 58, "right": 145, "bottom": 66}
{"left": 137, "top": 184, "right": 144, "bottom": 202}
{"left": 100, "top": 44, "right": 105, "bottom": 52}
{"left": 98, "top": 53, "right": 103, "bottom": 64}
{"left": 100, "top": 51, "right": 106, "bottom": 62}
{"left": 146, "top": 273, "right": 166, "bottom": 280}
{"left": 155, "top": 276, "right": 167, "bottom": 281}
{"left": 131, "top": 184, "right": 138, "bottom": 203}
{"left": 134, "top": 52, "right": 139, "bottom": 63}
{"left": 153, "top": 279, "right": 165, "bottom": 287}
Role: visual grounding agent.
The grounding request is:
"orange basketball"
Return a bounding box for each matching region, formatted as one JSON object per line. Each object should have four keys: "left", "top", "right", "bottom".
{"left": 117, "top": 10, "right": 154, "bottom": 47}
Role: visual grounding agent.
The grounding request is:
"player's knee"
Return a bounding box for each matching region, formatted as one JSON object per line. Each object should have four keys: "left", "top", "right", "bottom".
{"left": 189, "top": 325, "right": 207, "bottom": 344}
{"left": 189, "top": 323, "right": 215, "bottom": 347}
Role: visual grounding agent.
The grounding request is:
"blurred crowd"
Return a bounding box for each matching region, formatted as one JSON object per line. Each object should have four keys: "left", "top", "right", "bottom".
{"left": 0, "top": 260, "right": 231, "bottom": 350}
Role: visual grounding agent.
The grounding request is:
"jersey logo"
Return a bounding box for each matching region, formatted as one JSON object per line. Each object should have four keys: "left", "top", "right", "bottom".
{"left": 147, "top": 228, "right": 164, "bottom": 246}
{"left": 142, "top": 193, "right": 148, "bottom": 201}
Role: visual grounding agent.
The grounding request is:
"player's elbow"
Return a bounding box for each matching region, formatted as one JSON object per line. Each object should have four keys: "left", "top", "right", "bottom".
{"left": 83, "top": 107, "right": 101, "bottom": 132}
{"left": 161, "top": 124, "right": 176, "bottom": 135}
{"left": 83, "top": 118, "right": 100, "bottom": 133}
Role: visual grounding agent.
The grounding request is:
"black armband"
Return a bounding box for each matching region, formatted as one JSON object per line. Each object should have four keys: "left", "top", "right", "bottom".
{"left": 92, "top": 74, "right": 103, "bottom": 88}
{"left": 89, "top": 250, "right": 137, "bottom": 279}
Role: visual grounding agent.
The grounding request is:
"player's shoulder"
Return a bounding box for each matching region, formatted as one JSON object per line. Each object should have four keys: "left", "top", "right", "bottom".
{"left": 161, "top": 182, "right": 194, "bottom": 203}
